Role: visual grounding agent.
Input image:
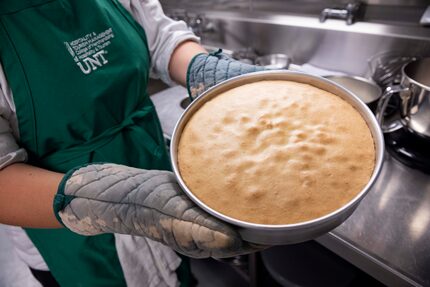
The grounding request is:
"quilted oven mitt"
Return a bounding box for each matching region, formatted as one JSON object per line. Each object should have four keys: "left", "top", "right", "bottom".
{"left": 187, "top": 49, "right": 265, "bottom": 100}
{"left": 54, "top": 163, "right": 258, "bottom": 258}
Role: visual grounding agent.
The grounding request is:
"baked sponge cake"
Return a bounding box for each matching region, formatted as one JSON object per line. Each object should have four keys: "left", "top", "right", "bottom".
{"left": 178, "top": 80, "right": 375, "bottom": 225}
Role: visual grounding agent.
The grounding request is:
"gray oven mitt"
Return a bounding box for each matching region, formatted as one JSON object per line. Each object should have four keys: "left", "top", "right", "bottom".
{"left": 53, "top": 163, "right": 258, "bottom": 258}
{"left": 187, "top": 49, "right": 265, "bottom": 100}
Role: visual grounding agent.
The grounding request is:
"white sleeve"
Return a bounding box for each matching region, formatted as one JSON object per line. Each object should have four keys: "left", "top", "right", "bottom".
{"left": 0, "top": 64, "right": 28, "bottom": 170}
{"left": 0, "top": 117, "right": 27, "bottom": 169}
{"left": 118, "top": 0, "right": 200, "bottom": 86}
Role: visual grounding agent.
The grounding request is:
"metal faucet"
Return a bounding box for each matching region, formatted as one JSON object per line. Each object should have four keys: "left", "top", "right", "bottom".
{"left": 320, "top": 2, "right": 362, "bottom": 25}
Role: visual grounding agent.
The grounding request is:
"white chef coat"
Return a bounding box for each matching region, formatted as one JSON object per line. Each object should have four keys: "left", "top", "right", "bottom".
{"left": 0, "top": 1, "right": 199, "bottom": 286}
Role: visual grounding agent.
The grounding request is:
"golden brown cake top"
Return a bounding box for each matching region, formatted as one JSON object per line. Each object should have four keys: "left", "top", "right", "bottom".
{"left": 178, "top": 80, "right": 375, "bottom": 225}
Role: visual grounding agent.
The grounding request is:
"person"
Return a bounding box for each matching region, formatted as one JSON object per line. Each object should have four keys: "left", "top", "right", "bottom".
{"left": 0, "top": 0, "right": 264, "bottom": 286}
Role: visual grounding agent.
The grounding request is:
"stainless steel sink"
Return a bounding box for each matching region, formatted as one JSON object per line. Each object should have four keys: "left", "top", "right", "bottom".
{"left": 164, "top": 5, "right": 430, "bottom": 79}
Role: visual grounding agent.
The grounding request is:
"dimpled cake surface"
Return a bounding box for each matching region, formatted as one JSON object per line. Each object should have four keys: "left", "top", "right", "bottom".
{"left": 178, "top": 80, "right": 375, "bottom": 225}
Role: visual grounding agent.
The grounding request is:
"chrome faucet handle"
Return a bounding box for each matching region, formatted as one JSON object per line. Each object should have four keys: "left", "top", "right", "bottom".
{"left": 320, "top": 1, "right": 362, "bottom": 25}
{"left": 345, "top": 2, "right": 362, "bottom": 24}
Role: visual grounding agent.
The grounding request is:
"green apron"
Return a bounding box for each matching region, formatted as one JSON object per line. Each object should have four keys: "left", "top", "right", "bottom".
{"left": 0, "top": 0, "right": 175, "bottom": 286}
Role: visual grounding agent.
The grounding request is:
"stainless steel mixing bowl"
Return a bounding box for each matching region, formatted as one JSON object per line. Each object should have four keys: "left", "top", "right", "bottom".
{"left": 325, "top": 75, "right": 382, "bottom": 111}
{"left": 170, "top": 70, "right": 385, "bottom": 245}
{"left": 255, "top": 54, "right": 291, "bottom": 69}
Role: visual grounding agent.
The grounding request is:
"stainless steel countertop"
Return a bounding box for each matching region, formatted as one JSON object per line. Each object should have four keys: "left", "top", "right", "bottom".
{"left": 151, "top": 85, "right": 430, "bottom": 287}
{"left": 318, "top": 155, "right": 430, "bottom": 287}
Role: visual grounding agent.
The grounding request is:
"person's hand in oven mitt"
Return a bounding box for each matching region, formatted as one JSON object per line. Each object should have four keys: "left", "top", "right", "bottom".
{"left": 187, "top": 49, "right": 265, "bottom": 100}
{"left": 54, "top": 163, "right": 261, "bottom": 258}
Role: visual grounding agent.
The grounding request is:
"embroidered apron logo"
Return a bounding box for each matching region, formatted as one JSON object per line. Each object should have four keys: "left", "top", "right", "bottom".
{"left": 64, "top": 28, "right": 114, "bottom": 74}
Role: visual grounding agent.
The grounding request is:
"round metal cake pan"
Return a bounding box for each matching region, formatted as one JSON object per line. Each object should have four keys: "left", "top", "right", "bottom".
{"left": 170, "top": 70, "right": 384, "bottom": 245}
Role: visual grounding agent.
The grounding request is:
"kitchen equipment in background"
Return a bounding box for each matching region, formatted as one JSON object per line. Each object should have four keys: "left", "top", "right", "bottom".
{"left": 170, "top": 70, "right": 384, "bottom": 245}
{"left": 255, "top": 54, "right": 291, "bottom": 69}
{"left": 382, "top": 126, "right": 430, "bottom": 173}
{"left": 376, "top": 58, "right": 430, "bottom": 138}
{"left": 376, "top": 58, "right": 430, "bottom": 173}
{"left": 325, "top": 75, "right": 382, "bottom": 112}
{"left": 368, "top": 52, "right": 417, "bottom": 87}
{"left": 420, "top": 6, "right": 430, "bottom": 26}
